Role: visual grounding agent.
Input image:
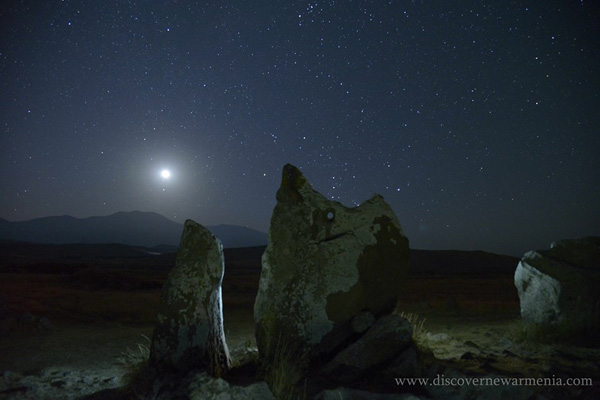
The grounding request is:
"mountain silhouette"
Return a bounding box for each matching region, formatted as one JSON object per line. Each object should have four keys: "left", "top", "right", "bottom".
{"left": 0, "top": 211, "right": 267, "bottom": 248}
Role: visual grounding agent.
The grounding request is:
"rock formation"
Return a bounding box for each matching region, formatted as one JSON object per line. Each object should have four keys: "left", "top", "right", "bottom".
{"left": 146, "top": 372, "right": 275, "bottom": 400}
{"left": 149, "top": 219, "right": 231, "bottom": 376}
{"left": 320, "top": 314, "right": 415, "bottom": 382}
{"left": 514, "top": 236, "right": 600, "bottom": 329}
{"left": 254, "top": 164, "right": 410, "bottom": 376}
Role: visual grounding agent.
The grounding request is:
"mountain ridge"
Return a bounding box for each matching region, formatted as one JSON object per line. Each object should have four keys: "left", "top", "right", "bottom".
{"left": 0, "top": 211, "right": 267, "bottom": 249}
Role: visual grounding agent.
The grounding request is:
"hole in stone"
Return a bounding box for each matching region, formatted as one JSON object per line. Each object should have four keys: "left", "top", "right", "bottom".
{"left": 326, "top": 211, "right": 335, "bottom": 221}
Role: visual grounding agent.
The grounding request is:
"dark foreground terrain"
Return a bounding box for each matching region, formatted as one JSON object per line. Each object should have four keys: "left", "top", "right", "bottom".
{"left": 0, "top": 242, "right": 598, "bottom": 399}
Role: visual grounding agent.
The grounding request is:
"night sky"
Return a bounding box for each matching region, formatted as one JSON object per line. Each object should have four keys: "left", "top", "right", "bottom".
{"left": 1, "top": 1, "right": 599, "bottom": 256}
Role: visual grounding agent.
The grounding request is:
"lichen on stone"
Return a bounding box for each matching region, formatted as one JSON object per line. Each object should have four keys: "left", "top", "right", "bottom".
{"left": 254, "top": 164, "right": 410, "bottom": 374}
{"left": 149, "top": 219, "right": 231, "bottom": 376}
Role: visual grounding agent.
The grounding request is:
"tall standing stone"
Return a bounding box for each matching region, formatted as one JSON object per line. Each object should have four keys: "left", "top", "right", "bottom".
{"left": 149, "top": 220, "right": 231, "bottom": 376}
{"left": 254, "top": 164, "right": 410, "bottom": 372}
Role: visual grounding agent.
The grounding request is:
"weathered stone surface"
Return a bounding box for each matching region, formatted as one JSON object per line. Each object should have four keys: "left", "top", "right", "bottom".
{"left": 386, "top": 346, "right": 419, "bottom": 379}
{"left": 321, "top": 314, "right": 413, "bottom": 382}
{"left": 149, "top": 220, "right": 231, "bottom": 375}
{"left": 0, "top": 367, "right": 121, "bottom": 400}
{"left": 423, "top": 364, "right": 537, "bottom": 400}
{"left": 314, "top": 388, "right": 423, "bottom": 400}
{"left": 146, "top": 372, "right": 275, "bottom": 400}
{"left": 351, "top": 311, "right": 376, "bottom": 333}
{"left": 514, "top": 237, "right": 600, "bottom": 326}
{"left": 254, "top": 164, "right": 410, "bottom": 370}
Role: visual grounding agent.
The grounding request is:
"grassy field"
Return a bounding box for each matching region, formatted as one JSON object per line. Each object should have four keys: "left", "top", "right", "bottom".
{"left": 0, "top": 268, "right": 520, "bottom": 325}
{"left": 398, "top": 275, "right": 520, "bottom": 314}
{"left": 1, "top": 252, "right": 598, "bottom": 400}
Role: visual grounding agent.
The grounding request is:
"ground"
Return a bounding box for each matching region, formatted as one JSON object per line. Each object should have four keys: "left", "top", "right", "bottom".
{"left": 0, "top": 255, "right": 598, "bottom": 399}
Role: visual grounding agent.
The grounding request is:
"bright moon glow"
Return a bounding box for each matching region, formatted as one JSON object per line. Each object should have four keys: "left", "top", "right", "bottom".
{"left": 160, "top": 169, "right": 171, "bottom": 179}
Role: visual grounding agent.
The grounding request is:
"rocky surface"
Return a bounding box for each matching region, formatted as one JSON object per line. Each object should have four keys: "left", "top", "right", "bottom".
{"left": 422, "top": 364, "right": 538, "bottom": 400}
{"left": 314, "top": 388, "right": 423, "bottom": 400}
{"left": 321, "top": 314, "right": 414, "bottom": 382}
{"left": 149, "top": 219, "right": 231, "bottom": 376}
{"left": 514, "top": 237, "right": 600, "bottom": 327}
{"left": 144, "top": 371, "right": 274, "bottom": 400}
{"left": 1, "top": 309, "right": 598, "bottom": 399}
{"left": 254, "top": 164, "right": 410, "bottom": 374}
{"left": 0, "top": 367, "right": 122, "bottom": 400}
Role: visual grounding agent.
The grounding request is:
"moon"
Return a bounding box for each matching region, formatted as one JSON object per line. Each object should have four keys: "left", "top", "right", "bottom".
{"left": 160, "top": 169, "right": 171, "bottom": 179}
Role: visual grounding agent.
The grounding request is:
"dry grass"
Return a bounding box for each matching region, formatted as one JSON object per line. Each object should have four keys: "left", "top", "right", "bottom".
{"left": 509, "top": 299, "right": 600, "bottom": 348}
{"left": 116, "top": 334, "right": 153, "bottom": 398}
{"left": 396, "top": 310, "right": 429, "bottom": 351}
{"left": 258, "top": 310, "right": 306, "bottom": 400}
{"left": 397, "top": 311, "right": 426, "bottom": 339}
{"left": 262, "top": 336, "right": 303, "bottom": 400}
{"left": 117, "top": 334, "right": 151, "bottom": 380}
{"left": 511, "top": 318, "right": 600, "bottom": 347}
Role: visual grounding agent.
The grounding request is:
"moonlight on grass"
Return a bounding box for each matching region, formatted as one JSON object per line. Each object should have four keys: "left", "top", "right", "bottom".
{"left": 160, "top": 169, "right": 171, "bottom": 179}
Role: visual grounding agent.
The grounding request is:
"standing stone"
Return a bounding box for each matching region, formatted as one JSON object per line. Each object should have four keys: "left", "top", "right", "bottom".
{"left": 149, "top": 220, "right": 231, "bottom": 376}
{"left": 254, "top": 164, "right": 410, "bottom": 372}
{"left": 514, "top": 237, "right": 600, "bottom": 328}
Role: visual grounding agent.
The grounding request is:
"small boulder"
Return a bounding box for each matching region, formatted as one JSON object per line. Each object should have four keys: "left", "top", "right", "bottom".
{"left": 514, "top": 237, "right": 600, "bottom": 327}
{"left": 254, "top": 164, "right": 410, "bottom": 374}
{"left": 351, "top": 311, "right": 376, "bottom": 333}
{"left": 321, "top": 314, "right": 413, "bottom": 382}
{"left": 386, "top": 346, "right": 419, "bottom": 379}
{"left": 149, "top": 220, "right": 231, "bottom": 376}
{"left": 146, "top": 372, "right": 275, "bottom": 400}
